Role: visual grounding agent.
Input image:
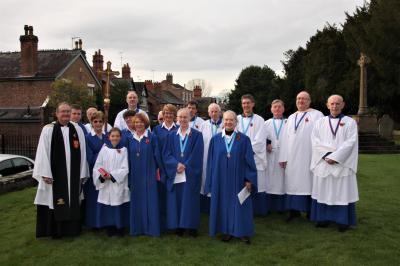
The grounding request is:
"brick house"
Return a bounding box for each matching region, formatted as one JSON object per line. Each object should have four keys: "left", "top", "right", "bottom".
{"left": 0, "top": 25, "right": 101, "bottom": 136}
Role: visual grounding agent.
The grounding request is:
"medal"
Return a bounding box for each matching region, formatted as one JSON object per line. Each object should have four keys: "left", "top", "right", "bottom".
{"left": 179, "top": 131, "right": 189, "bottom": 159}
{"left": 241, "top": 115, "right": 254, "bottom": 136}
{"left": 224, "top": 132, "right": 236, "bottom": 159}
{"left": 136, "top": 152, "right": 140, "bottom": 157}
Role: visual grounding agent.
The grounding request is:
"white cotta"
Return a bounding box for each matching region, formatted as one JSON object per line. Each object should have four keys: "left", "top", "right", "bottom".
{"left": 199, "top": 119, "right": 223, "bottom": 195}
{"left": 190, "top": 116, "right": 205, "bottom": 130}
{"left": 310, "top": 115, "right": 359, "bottom": 205}
{"left": 279, "top": 109, "right": 324, "bottom": 195}
{"left": 253, "top": 118, "right": 287, "bottom": 194}
{"left": 32, "top": 123, "right": 88, "bottom": 209}
{"left": 93, "top": 145, "right": 130, "bottom": 206}
{"left": 113, "top": 108, "right": 149, "bottom": 130}
{"left": 237, "top": 114, "right": 265, "bottom": 192}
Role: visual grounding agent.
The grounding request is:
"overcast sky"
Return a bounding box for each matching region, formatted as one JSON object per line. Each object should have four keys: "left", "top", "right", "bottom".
{"left": 0, "top": 0, "right": 364, "bottom": 96}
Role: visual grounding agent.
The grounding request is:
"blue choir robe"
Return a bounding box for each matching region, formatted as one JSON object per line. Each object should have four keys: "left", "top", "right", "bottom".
{"left": 153, "top": 122, "right": 179, "bottom": 230}
{"left": 205, "top": 131, "right": 258, "bottom": 237}
{"left": 128, "top": 131, "right": 162, "bottom": 236}
{"left": 120, "top": 128, "right": 134, "bottom": 148}
{"left": 162, "top": 127, "right": 204, "bottom": 230}
{"left": 84, "top": 132, "right": 110, "bottom": 228}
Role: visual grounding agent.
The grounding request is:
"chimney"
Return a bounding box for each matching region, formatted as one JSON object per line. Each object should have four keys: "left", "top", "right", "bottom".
{"left": 92, "top": 49, "right": 104, "bottom": 76}
{"left": 122, "top": 63, "right": 131, "bottom": 79}
{"left": 78, "top": 39, "right": 82, "bottom": 49}
{"left": 193, "top": 85, "right": 202, "bottom": 99}
{"left": 144, "top": 80, "right": 154, "bottom": 90}
{"left": 166, "top": 73, "right": 173, "bottom": 84}
{"left": 19, "top": 25, "right": 38, "bottom": 77}
{"left": 74, "top": 41, "right": 79, "bottom": 50}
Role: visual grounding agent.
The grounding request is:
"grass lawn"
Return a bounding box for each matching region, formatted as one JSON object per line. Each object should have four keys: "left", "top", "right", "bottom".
{"left": 0, "top": 155, "right": 399, "bottom": 265}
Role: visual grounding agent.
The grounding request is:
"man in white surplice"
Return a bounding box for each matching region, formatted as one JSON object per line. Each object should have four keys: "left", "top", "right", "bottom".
{"left": 114, "top": 91, "right": 148, "bottom": 130}
{"left": 253, "top": 99, "right": 287, "bottom": 213}
{"left": 33, "top": 102, "right": 88, "bottom": 238}
{"left": 236, "top": 94, "right": 265, "bottom": 215}
{"left": 279, "top": 91, "right": 323, "bottom": 221}
{"left": 310, "top": 95, "right": 359, "bottom": 232}
{"left": 199, "top": 103, "right": 223, "bottom": 213}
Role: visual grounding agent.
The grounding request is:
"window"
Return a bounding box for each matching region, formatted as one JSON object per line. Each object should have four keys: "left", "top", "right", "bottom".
{"left": 12, "top": 158, "right": 33, "bottom": 173}
{"left": 0, "top": 159, "right": 14, "bottom": 177}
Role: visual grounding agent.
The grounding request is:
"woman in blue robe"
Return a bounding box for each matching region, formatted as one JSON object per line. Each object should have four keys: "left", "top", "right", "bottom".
{"left": 84, "top": 111, "right": 110, "bottom": 229}
{"left": 119, "top": 110, "right": 137, "bottom": 148}
{"left": 152, "top": 104, "right": 179, "bottom": 231}
{"left": 128, "top": 113, "right": 162, "bottom": 237}
{"left": 205, "top": 110, "right": 257, "bottom": 244}
{"left": 162, "top": 108, "right": 203, "bottom": 237}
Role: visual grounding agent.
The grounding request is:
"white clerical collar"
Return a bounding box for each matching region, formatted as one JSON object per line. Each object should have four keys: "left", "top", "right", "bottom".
{"left": 176, "top": 126, "right": 191, "bottom": 138}
{"left": 133, "top": 129, "right": 148, "bottom": 142}
{"left": 162, "top": 122, "right": 176, "bottom": 130}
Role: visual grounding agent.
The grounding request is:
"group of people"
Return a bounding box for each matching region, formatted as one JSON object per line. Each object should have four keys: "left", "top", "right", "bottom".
{"left": 32, "top": 90, "right": 359, "bottom": 244}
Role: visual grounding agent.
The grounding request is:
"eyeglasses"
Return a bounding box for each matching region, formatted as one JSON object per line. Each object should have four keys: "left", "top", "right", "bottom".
{"left": 93, "top": 120, "right": 103, "bottom": 124}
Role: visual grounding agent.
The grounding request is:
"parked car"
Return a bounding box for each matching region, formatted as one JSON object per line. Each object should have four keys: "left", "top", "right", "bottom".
{"left": 0, "top": 154, "right": 34, "bottom": 177}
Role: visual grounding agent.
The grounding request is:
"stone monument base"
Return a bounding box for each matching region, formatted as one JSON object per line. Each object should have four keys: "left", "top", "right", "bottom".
{"left": 352, "top": 114, "right": 378, "bottom": 134}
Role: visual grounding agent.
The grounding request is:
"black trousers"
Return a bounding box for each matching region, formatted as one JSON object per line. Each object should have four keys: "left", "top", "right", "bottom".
{"left": 36, "top": 205, "right": 81, "bottom": 238}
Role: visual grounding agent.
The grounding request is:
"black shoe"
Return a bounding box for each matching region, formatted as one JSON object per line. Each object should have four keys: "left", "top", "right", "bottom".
{"left": 316, "top": 221, "right": 330, "bottom": 228}
{"left": 286, "top": 210, "right": 301, "bottom": 222}
{"left": 188, "top": 229, "right": 198, "bottom": 238}
{"left": 338, "top": 224, "right": 349, "bottom": 232}
{"left": 176, "top": 228, "right": 184, "bottom": 237}
{"left": 240, "top": 237, "right": 251, "bottom": 245}
{"left": 221, "top": 234, "right": 232, "bottom": 242}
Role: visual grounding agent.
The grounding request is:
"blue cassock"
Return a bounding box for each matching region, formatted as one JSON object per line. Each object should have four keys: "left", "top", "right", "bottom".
{"left": 152, "top": 124, "right": 179, "bottom": 230}
{"left": 84, "top": 133, "right": 110, "bottom": 228}
{"left": 120, "top": 128, "right": 133, "bottom": 148}
{"left": 162, "top": 129, "right": 204, "bottom": 230}
{"left": 128, "top": 132, "right": 162, "bottom": 236}
{"left": 205, "top": 132, "right": 258, "bottom": 237}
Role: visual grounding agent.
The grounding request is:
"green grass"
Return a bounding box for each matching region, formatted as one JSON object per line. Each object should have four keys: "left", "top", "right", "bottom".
{"left": 0, "top": 155, "right": 399, "bottom": 265}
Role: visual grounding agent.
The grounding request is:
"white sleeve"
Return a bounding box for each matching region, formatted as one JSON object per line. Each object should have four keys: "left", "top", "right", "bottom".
{"left": 32, "top": 126, "right": 53, "bottom": 184}
{"left": 110, "top": 148, "right": 129, "bottom": 184}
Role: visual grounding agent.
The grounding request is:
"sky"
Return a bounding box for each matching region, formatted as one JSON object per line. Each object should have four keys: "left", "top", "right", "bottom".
{"left": 0, "top": 0, "right": 365, "bottom": 96}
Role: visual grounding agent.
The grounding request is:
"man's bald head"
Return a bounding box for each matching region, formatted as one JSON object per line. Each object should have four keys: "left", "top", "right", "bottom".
{"left": 296, "top": 91, "right": 311, "bottom": 111}
{"left": 126, "top": 91, "right": 139, "bottom": 109}
{"left": 326, "top": 94, "right": 345, "bottom": 117}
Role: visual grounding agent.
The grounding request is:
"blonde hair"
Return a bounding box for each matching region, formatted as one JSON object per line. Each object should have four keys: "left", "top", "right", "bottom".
{"left": 90, "top": 111, "right": 104, "bottom": 122}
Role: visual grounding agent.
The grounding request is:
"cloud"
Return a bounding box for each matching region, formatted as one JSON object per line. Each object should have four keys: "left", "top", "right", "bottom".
{"left": 0, "top": 0, "right": 365, "bottom": 94}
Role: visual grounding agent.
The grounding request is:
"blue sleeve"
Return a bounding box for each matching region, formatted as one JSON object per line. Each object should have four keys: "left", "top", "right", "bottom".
{"left": 162, "top": 133, "right": 179, "bottom": 190}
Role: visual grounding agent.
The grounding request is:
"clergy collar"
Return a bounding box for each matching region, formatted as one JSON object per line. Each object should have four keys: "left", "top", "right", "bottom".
{"left": 221, "top": 128, "right": 238, "bottom": 138}
{"left": 329, "top": 113, "right": 344, "bottom": 119}
{"left": 241, "top": 113, "right": 254, "bottom": 118}
{"left": 176, "top": 126, "right": 191, "bottom": 137}
{"left": 162, "top": 121, "right": 176, "bottom": 130}
{"left": 133, "top": 129, "right": 148, "bottom": 141}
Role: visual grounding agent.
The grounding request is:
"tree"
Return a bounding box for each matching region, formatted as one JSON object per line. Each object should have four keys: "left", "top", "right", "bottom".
{"left": 227, "top": 65, "right": 279, "bottom": 118}
{"left": 49, "top": 79, "right": 96, "bottom": 111}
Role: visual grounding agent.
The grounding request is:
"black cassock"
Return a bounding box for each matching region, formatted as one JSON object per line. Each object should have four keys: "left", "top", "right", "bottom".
{"left": 36, "top": 122, "right": 82, "bottom": 238}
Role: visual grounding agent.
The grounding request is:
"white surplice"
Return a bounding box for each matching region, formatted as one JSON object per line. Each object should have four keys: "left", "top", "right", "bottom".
{"left": 310, "top": 115, "right": 359, "bottom": 205}
{"left": 33, "top": 123, "right": 88, "bottom": 209}
{"left": 253, "top": 118, "right": 287, "bottom": 194}
{"left": 237, "top": 113, "right": 264, "bottom": 192}
{"left": 93, "top": 145, "right": 130, "bottom": 206}
{"left": 199, "top": 119, "right": 223, "bottom": 195}
{"left": 279, "top": 109, "right": 324, "bottom": 195}
{"left": 114, "top": 108, "right": 149, "bottom": 130}
{"left": 190, "top": 116, "right": 205, "bottom": 130}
